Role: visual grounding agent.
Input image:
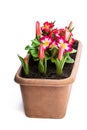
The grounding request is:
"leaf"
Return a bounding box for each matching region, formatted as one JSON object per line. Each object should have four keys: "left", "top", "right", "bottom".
{"left": 18, "top": 55, "right": 26, "bottom": 69}
{"left": 70, "top": 27, "right": 74, "bottom": 32}
{"left": 51, "top": 57, "right": 55, "bottom": 63}
{"left": 45, "top": 51, "right": 50, "bottom": 60}
{"left": 31, "top": 38, "right": 40, "bottom": 47}
{"left": 45, "top": 53, "right": 50, "bottom": 60}
{"left": 45, "top": 51, "right": 50, "bottom": 57}
{"left": 18, "top": 55, "right": 29, "bottom": 75}
{"left": 30, "top": 48, "right": 38, "bottom": 58}
{"left": 70, "top": 49, "right": 77, "bottom": 54}
{"left": 25, "top": 45, "right": 31, "bottom": 50}
{"left": 66, "top": 56, "right": 74, "bottom": 63}
{"left": 50, "top": 47, "right": 58, "bottom": 58}
{"left": 33, "top": 58, "right": 39, "bottom": 61}
{"left": 60, "top": 53, "right": 69, "bottom": 69}
{"left": 38, "top": 58, "right": 47, "bottom": 74}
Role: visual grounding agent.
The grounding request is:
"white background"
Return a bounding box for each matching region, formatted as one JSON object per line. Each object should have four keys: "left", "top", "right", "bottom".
{"left": 0, "top": 0, "right": 87, "bottom": 129}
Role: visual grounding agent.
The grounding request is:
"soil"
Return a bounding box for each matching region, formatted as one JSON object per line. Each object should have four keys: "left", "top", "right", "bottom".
{"left": 21, "top": 40, "right": 78, "bottom": 79}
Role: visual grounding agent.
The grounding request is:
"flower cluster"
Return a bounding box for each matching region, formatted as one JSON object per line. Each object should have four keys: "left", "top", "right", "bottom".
{"left": 18, "top": 21, "right": 76, "bottom": 76}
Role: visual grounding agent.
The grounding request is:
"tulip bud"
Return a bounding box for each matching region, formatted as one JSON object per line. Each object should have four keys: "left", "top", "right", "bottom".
{"left": 58, "top": 46, "right": 64, "bottom": 61}
{"left": 24, "top": 57, "right": 28, "bottom": 65}
{"left": 68, "top": 21, "right": 74, "bottom": 32}
{"left": 65, "top": 27, "right": 72, "bottom": 41}
{"left": 38, "top": 44, "right": 45, "bottom": 59}
{"left": 36, "top": 21, "right": 41, "bottom": 37}
{"left": 69, "top": 21, "right": 73, "bottom": 28}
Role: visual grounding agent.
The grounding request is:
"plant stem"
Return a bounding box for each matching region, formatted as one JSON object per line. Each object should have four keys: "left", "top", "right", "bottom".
{"left": 55, "top": 59, "right": 63, "bottom": 76}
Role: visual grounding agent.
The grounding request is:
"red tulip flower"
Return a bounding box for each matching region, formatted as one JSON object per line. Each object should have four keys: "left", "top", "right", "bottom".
{"left": 38, "top": 44, "right": 45, "bottom": 59}
{"left": 65, "top": 27, "right": 72, "bottom": 41}
{"left": 58, "top": 46, "right": 64, "bottom": 61}
{"left": 36, "top": 21, "right": 41, "bottom": 37}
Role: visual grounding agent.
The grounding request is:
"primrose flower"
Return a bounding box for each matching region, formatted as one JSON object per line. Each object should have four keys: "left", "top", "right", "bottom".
{"left": 49, "top": 40, "right": 57, "bottom": 48}
{"left": 40, "top": 36, "right": 52, "bottom": 49}
{"left": 58, "top": 38, "right": 72, "bottom": 52}
{"left": 38, "top": 44, "right": 45, "bottom": 59}
{"left": 41, "top": 21, "right": 54, "bottom": 33}
{"left": 50, "top": 29, "right": 60, "bottom": 39}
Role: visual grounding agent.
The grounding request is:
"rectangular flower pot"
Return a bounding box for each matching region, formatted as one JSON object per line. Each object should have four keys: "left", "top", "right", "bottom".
{"left": 14, "top": 41, "right": 82, "bottom": 118}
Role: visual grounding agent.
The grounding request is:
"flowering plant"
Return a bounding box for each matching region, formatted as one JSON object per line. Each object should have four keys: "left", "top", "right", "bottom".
{"left": 18, "top": 21, "right": 77, "bottom": 76}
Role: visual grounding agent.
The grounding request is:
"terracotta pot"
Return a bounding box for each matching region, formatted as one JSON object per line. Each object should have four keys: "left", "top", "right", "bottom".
{"left": 14, "top": 41, "right": 82, "bottom": 118}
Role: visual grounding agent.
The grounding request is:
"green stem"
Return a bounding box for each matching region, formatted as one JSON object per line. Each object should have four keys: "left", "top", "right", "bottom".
{"left": 44, "top": 58, "right": 47, "bottom": 74}
{"left": 38, "top": 58, "right": 47, "bottom": 75}
{"left": 55, "top": 58, "right": 63, "bottom": 76}
{"left": 24, "top": 63, "right": 29, "bottom": 76}
{"left": 38, "top": 59, "right": 44, "bottom": 74}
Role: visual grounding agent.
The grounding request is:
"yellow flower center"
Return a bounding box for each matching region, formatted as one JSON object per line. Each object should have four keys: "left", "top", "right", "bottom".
{"left": 44, "top": 25, "right": 49, "bottom": 29}
{"left": 43, "top": 41, "right": 49, "bottom": 47}
{"left": 61, "top": 43, "right": 67, "bottom": 49}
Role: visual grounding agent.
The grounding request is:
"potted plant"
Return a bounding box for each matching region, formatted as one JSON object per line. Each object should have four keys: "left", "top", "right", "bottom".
{"left": 14, "top": 21, "right": 82, "bottom": 118}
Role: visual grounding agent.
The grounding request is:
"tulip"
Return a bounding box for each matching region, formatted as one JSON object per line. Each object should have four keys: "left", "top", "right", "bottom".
{"left": 58, "top": 38, "right": 72, "bottom": 60}
{"left": 58, "top": 46, "right": 64, "bottom": 61}
{"left": 24, "top": 57, "right": 28, "bottom": 65}
{"left": 36, "top": 21, "right": 41, "bottom": 37}
{"left": 38, "top": 44, "right": 45, "bottom": 59}
{"left": 24, "top": 57, "right": 29, "bottom": 75}
{"left": 70, "top": 21, "right": 72, "bottom": 27}
{"left": 68, "top": 21, "right": 74, "bottom": 32}
{"left": 65, "top": 27, "right": 72, "bottom": 41}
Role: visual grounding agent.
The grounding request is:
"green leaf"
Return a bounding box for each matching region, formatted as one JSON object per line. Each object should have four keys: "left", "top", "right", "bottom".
{"left": 38, "top": 58, "right": 47, "bottom": 74}
{"left": 70, "top": 27, "right": 74, "bottom": 32}
{"left": 54, "top": 53, "right": 69, "bottom": 76}
{"left": 51, "top": 57, "right": 56, "bottom": 63}
{"left": 66, "top": 56, "right": 74, "bottom": 63}
{"left": 31, "top": 38, "right": 40, "bottom": 47}
{"left": 60, "top": 53, "right": 69, "bottom": 69}
{"left": 50, "top": 47, "right": 58, "bottom": 58}
{"left": 18, "top": 55, "right": 26, "bottom": 68}
{"left": 25, "top": 45, "right": 31, "bottom": 50}
{"left": 33, "top": 58, "right": 39, "bottom": 61}
{"left": 69, "top": 49, "right": 77, "bottom": 54}
{"left": 30, "top": 48, "right": 38, "bottom": 58}
{"left": 45, "top": 51, "right": 50, "bottom": 57}
{"left": 18, "top": 55, "right": 29, "bottom": 75}
{"left": 45, "top": 51, "right": 50, "bottom": 60}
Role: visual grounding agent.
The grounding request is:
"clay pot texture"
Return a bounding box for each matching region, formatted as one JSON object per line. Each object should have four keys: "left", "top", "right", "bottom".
{"left": 14, "top": 41, "right": 82, "bottom": 118}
